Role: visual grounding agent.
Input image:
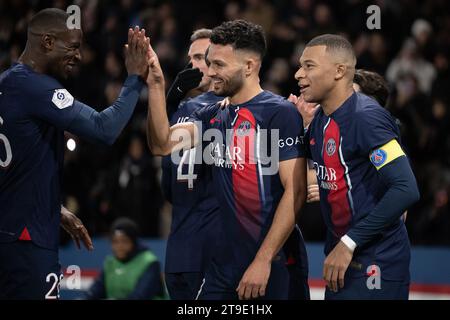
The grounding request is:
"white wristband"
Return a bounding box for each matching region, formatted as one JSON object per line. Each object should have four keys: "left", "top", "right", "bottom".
{"left": 340, "top": 234, "right": 357, "bottom": 252}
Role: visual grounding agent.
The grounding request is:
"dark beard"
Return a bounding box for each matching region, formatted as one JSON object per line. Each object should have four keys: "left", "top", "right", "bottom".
{"left": 218, "top": 70, "right": 244, "bottom": 97}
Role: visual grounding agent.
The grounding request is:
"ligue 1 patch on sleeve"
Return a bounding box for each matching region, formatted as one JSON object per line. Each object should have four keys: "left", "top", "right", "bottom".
{"left": 369, "top": 139, "right": 405, "bottom": 170}
{"left": 52, "top": 89, "right": 74, "bottom": 109}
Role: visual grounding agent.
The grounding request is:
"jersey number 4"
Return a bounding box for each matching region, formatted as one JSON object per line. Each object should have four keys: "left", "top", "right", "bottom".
{"left": 0, "top": 116, "right": 12, "bottom": 168}
{"left": 177, "top": 147, "right": 198, "bottom": 189}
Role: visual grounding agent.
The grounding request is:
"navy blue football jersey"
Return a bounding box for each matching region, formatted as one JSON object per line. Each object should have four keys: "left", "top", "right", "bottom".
{"left": 305, "top": 92, "right": 410, "bottom": 281}
{"left": 190, "top": 90, "right": 307, "bottom": 272}
{"left": 0, "top": 63, "right": 83, "bottom": 250}
{"left": 162, "top": 91, "right": 222, "bottom": 273}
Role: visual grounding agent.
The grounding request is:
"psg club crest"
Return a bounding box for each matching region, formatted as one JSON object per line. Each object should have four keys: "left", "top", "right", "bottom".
{"left": 370, "top": 149, "right": 387, "bottom": 167}
{"left": 326, "top": 138, "right": 336, "bottom": 156}
{"left": 236, "top": 120, "right": 251, "bottom": 136}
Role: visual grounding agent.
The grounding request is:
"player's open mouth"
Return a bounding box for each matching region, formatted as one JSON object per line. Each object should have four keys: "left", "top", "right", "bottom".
{"left": 299, "top": 84, "right": 309, "bottom": 93}
{"left": 213, "top": 79, "right": 224, "bottom": 89}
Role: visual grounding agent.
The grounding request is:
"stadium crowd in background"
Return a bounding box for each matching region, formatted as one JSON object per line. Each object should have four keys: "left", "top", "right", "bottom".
{"left": 1, "top": 0, "right": 449, "bottom": 245}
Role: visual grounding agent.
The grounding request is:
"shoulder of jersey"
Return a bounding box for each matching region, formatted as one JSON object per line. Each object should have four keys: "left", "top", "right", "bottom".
{"left": 353, "top": 94, "right": 394, "bottom": 129}
{"left": 184, "top": 95, "right": 219, "bottom": 110}
{"left": 354, "top": 92, "right": 384, "bottom": 111}
{"left": 275, "top": 94, "right": 299, "bottom": 111}
{"left": 3, "top": 64, "right": 73, "bottom": 109}
{"left": 191, "top": 91, "right": 223, "bottom": 105}
{"left": 251, "top": 91, "right": 285, "bottom": 107}
{"left": 18, "top": 64, "right": 61, "bottom": 86}
{"left": 14, "top": 66, "right": 64, "bottom": 99}
{"left": 191, "top": 92, "right": 223, "bottom": 109}
{"left": 179, "top": 95, "right": 219, "bottom": 118}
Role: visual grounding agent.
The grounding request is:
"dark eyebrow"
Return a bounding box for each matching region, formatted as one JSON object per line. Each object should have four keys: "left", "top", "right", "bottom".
{"left": 211, "top": 59, "right": 225, "bottom": 65}
{"left": 301, "top": 59, "right": 316, "bottom": 64}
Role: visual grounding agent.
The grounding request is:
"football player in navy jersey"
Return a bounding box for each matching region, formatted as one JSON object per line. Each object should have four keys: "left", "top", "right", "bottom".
{"left": 146, "top": 20, "right": 309, "bottom": 300}
{"left": 0, "top": 8, "right": 149, "bottom": 299}
{"left": 292, "top": 69, "right": 402, "bottom": 205}
{"left": 161, "top": 29, "right": 223, "bottom": 300}
{"left": 294, "top": 34, "right": 419, "bottom": 299}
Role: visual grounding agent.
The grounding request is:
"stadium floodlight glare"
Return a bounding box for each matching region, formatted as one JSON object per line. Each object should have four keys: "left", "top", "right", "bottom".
{"left": 66, "top": 138, "right": 76, "bottom": 151}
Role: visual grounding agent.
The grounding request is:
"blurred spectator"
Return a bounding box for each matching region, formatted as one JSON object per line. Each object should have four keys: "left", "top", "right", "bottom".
{"left": 101, "top": 136, "right": 163, "bottom": 237}
{"left": 390, "top": 72, "right": 432, "bottom": 161}
{"left": 263, "top": 58, "right": 291, "bottom": 94}
{"left": 104, "top": 52, "right": 124, "bottom": 80}
{"left": 224, "top": 1, "right": 242, "bottom": 21}
{"left": 242, "top": 0, "right": 275, "bottom": 34}
{"left": 289, "top": 0, "right": 314, "bottom": 34}
{"left": 412, "top": 180, "right": 450, "bottom": 245}
{"left": 423, "top": 99, "right": 450, "bottom": 163}
{"left": 411, "top": 19, "right": 436, "bottom": 62}
{"left": 311, "top": 3, "right": 337, "bottom": 36}
{"left": 83, "top": 218, "right": 167, "bottom": 299}
{"left": 432, "top": 50, "right": 450, "bottom": 101}
{"left": 357, "top": 33, "right": 390, "bottom": 76}
{"left": 386, "top": 38, "right": 436, "bottom": 94}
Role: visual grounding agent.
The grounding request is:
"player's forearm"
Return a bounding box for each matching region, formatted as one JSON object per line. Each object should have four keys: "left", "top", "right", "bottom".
{"left": 346, "top": 156, "right": 420, "bottom": 248}
{"left": 307, "top": 167, "right": 317, "bottom": 186}
{"left": 147, "top": 83, "right": 199, "bottom": 155}
{"left": 67, "top": 75, "right": 143, "bottom": 145}
{"left": 146, "top": 82, "right": 173, "bottom": 155}
{"left": 166, "top": 100, "right": 179, "bottom": 120}
{"left": 256, "top": 184, "right": 305, "bottom": 263}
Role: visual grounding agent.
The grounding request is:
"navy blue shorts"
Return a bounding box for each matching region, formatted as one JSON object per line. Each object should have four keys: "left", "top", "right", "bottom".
{"left": 287, "top": 265, "right": 310, "bottom": 300}
{"left": 198, "top": 258, "right": 290, "bottom": 300}
{"left": 284, "top": 226, "right": 310, "bottom": 300}
{"left": 0, "top": 241, "right": 61, "bottom": 299}
{"left": 165, "top": 272, "right": 204, "bottom": 300}
{"left": 325, "top": 276, "right": 409, "bottom": 300}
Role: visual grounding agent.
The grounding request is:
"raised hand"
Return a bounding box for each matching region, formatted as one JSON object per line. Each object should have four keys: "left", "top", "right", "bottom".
{"left": 60, "top": 206, "right": 93, "bottom": 251}
{"left": 124, "top": 26, "right": 150, "bottom": 79}
{"left": 236, "top": 257, "right": 271, "bottom": 300}
{"left": 307, "top": 184, "right": 320, "bottom": 203}
{"left": 166, "top": 63, "right": 203, "bottom": 105}
{"left": 288, "top": 93, "right": 319, "bottom": 128}
{"left": 323, "top": 241, "right": 353, "bottom": 292}
{"left": 146, "top": 38, "right": 165, "bottom": 86}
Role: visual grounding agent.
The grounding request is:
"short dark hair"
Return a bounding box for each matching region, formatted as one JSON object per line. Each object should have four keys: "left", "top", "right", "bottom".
{"left": 28, "top": 8, "right": 69, "bottom": 35}
{"left": 111, "top": 217, "right": 140, "bottom": 244}
{"left": 210, "top": 20, "right": 266, "bottom": 59}
{"left": 306, "top": 34, "right": 355, "bottom": 65}
{"left": 190, "top": 28, "right": 212, "bottom": 43}
{"left": 354, "top": 69, "right": 389, "bottom": 106}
